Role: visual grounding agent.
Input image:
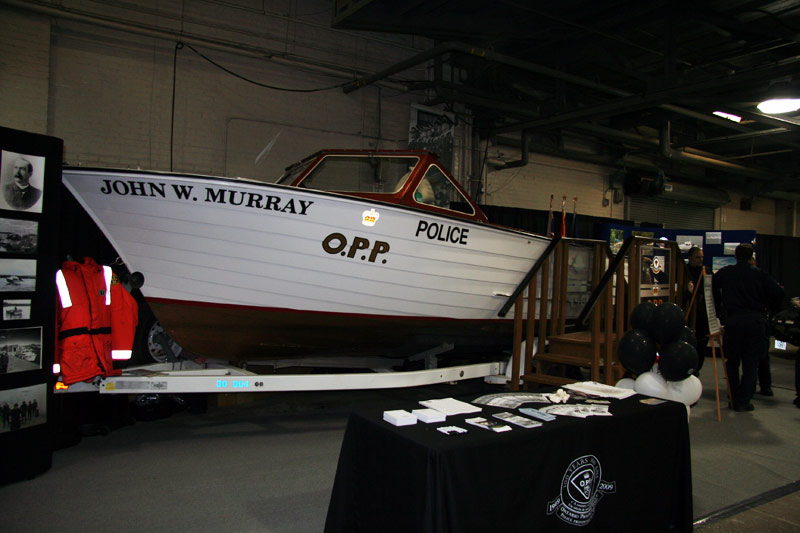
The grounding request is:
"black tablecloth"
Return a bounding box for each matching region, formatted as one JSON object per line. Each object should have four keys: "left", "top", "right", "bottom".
{"left": 325, "top": 394, "right": 692, "bottom": 532}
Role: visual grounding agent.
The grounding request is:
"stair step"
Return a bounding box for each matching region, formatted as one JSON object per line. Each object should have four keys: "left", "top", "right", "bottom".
{"left": 549, "top": 337, "right": 618, "bottom": 358}
{"left": 521, "top": 373, "right": 578, "bottom": 386}
{"left": 535, "top": 352, "right": 603, "bottom": 367}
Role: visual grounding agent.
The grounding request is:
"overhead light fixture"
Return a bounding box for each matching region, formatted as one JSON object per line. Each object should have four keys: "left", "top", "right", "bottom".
{"left": 713, "top": 111, "right": 742, "bottom": 122}
{"left": 757, "top": 79, "right": 800, "bottom": 114}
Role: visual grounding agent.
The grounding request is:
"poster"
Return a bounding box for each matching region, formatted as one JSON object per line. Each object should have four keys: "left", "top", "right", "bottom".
{"left": 409, "top": 104, "right": 455, "bottom": 170}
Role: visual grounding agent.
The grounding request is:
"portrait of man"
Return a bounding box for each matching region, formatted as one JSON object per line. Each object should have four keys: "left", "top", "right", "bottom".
{"left": 0, "top": 151, "right": 45, "bottom": 213}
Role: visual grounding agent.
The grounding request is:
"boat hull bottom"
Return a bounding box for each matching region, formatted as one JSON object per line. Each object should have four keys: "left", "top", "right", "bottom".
{"left": 146, "top": 300, "right": 515, "bottom": 364}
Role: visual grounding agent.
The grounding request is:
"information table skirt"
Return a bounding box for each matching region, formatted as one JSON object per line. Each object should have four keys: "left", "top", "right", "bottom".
{"left": 325, "top": 395, "right": 692, "bottom": 532}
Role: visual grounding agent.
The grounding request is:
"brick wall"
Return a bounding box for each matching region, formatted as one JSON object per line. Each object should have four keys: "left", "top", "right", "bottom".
{"left": 485, "top": 150, "right": 618, "bottom": 220}
{"left": 0, "top": 2, "right": 795, "bottom": 235}
{"left": 0, "top": 8, "right": 50, "bottom": 133}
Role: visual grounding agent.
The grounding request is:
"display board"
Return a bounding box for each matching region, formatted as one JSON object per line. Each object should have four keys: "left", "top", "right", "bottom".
{"left": 0, "top": 126, "right": 62, "bottom": 485}
{"left": 704, "top": 272, "right": 721, "bottom": 336}
{"left": 598, "top": 223, "right": 756, "bottom": 274}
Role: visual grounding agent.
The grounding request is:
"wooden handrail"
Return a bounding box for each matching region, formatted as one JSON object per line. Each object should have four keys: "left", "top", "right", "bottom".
{"left": 575, "top": 235, "right": 636, "bottom": 327}
{"left": 498, "top": 235, "right": 562, "bottom": 318}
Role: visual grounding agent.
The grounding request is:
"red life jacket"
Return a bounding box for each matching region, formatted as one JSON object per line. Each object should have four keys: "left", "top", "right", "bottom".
{"left": 55, "top": 257, "right": 138, "bottom": 385}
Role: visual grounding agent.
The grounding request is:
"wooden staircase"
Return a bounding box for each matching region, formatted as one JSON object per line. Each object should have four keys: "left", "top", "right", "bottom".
{"left": 502, "top": 236, "right": 689, "bottom": 390}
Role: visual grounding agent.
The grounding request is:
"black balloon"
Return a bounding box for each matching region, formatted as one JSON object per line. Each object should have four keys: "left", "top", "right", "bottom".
{"left": 652, "top": 302, "right": 686, "bottom": 345}
{"left": 617, "top": 328, "right": 657, "bottom": 375}
{"left": 630, "top": 301, "right": 657, "bottom": 333}
{"left": 677, "top": 326, "right": 697, "bottom": 350}
{"left": 659, "top": 340, "right": 699, "bottom": 381}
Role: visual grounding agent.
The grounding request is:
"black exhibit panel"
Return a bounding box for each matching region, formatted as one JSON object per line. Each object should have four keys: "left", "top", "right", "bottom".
{"left": 325, "top": 394, "right": 692, "bottom": 532}
{"left": 0, "top": 126, "right": 63, "bottom": 485}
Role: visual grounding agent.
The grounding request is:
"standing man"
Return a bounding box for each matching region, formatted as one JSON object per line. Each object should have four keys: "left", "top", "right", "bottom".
{"left": 3, "top": 157, "right": 42, "bottom": 210}
{"left": 685, "top": 246, "right": 708, "bottom": 375}
{"left": 713, "top": 243, "right": 784, "bottom": 412}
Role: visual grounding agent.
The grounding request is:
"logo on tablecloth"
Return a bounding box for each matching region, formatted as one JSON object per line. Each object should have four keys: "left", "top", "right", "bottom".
{"left": 547, "top": 454, "right": 615, "bottom": 526}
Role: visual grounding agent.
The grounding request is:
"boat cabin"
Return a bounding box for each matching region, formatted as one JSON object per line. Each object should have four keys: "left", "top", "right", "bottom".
{"left": 276, "top": 150, "right": 489, "bottom": 223}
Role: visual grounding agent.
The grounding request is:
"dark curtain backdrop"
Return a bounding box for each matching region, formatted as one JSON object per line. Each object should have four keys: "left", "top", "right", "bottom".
{"left": 478, "top": 204, "right": 632, "bottom": 240}
{"left": 758, "top": 233, "right": 800, "bottom": 307}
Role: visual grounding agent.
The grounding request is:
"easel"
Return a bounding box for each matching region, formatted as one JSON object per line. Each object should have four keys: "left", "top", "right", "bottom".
{"left": 698, "top": 268, "right": 732, "bottom": 421}
{"left": 708, "top": 332, "right": 734, "bottom": 421}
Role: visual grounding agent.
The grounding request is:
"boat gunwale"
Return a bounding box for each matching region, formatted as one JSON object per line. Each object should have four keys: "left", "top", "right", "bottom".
{"left": 61, "top": 165, "right": 552, "bottom": 244}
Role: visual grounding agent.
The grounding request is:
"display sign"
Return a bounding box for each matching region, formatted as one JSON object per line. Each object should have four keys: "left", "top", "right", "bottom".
{"left": 639, "top": 244, "right": 672, "bottom": 304}
{"left": 704, "top": 271, "right": 721, "bottom": 336}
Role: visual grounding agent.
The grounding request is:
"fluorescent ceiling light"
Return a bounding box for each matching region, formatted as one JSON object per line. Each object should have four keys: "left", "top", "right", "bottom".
{"left": 757, "top": 98, "right": 800, "bottom": 114}
{"left": 713, "top": 111, "right": 742, "bottom": 122}
{"left": 757, "top": 80, "right": 800, "bottom": 114}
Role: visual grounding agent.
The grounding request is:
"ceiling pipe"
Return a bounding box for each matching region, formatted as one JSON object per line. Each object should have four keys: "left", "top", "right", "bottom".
{"left": 343, "top": 41, "right": 630, "bottom": 96}
{"left": 342, "top": 40, "right": 800, "bottom": 139}
{"left": 659, "top": 120, "right": 783, "bottom": 181}
{"left": 571, "top": 123, "right": 787, "bottom": 182}
{"left": 499, "top": 132, "right": 530, "bottom": 169}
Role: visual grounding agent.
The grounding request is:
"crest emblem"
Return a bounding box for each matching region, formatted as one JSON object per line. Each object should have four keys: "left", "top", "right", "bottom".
{"left": 362, "top": 208, "right": 380, "bottom": 227}
{"left": 547, "top": 455, "right": 615, "bottom": 526}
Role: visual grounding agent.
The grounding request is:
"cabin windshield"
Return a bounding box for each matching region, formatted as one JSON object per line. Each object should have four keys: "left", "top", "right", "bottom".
{"left": 290, "top": 155, "right": 420, "bottom": 193}
{"left": 413, "top": 165, "right": 475, "bottom": 215}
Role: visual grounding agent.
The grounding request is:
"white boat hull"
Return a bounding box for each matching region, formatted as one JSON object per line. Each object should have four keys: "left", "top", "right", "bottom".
{"left": 63, "top": 169, "right": 550, "bottom": 360}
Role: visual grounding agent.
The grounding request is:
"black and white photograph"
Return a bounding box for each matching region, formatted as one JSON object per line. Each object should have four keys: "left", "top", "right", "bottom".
{"left": 0, "top": 217, "right": 38, "bottom": 254}
{"left": 0, "top": 326, "right": 42, "bottom": 374}
{"left": 0, "top": 258, "right": 36, "bottom": 292}
{"left": 0, "top": 383, "right": 46, "bottom": 433}
{"left": 0, "top": 151, "right": 45, "bottom": 213}
{"left": 2, "top": 299, "right": 31, "bottom": 321}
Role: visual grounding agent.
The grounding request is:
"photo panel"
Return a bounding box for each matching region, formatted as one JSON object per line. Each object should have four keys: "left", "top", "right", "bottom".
{"left": 0, "top": 150, "right": 45, "bottom": 214}
{"left": 0, "top": 383, "right": 47, "bottom": 433}
{"left": 0, "top": 217, "right": 38, "bottom": 255}
{"left": 0, "top": 258, "right": 36, "bottom": 292}
{"left": 2, "top": 299, "right": 31, "bottom": 321}
{"left": 0, "top": 326, "right": 43, "bottom": 375}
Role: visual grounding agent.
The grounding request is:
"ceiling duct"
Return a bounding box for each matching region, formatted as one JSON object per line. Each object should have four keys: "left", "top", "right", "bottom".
{"left": 622, "top": 170, "right": 729, "bottom": 206}
{"left": 658, "top": 180, "right": 730, "bottom": 207}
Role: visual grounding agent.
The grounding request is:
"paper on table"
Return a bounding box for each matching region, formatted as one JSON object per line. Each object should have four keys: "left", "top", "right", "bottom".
{"left": 419, "top": 397, "right": 482, "bottom": 415}
{"left": 562, "top": 381, "right": 637, "bottom": 399}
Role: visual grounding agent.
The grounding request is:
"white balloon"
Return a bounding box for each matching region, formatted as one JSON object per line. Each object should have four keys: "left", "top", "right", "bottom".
{"left": 634, "top": 371, "right": 669, "bottom": 400}
{"left": 665, "top": 375, "right": 703, "bottom": 406}
{"left": 615, "top": 378, "right": 635, "bottom": 390}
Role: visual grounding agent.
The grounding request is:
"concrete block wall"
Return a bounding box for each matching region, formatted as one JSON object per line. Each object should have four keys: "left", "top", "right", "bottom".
{"left": 485, "top": 150, "right": 616, "bottom": 220}
{"left": 0, "top": 8, "right": 51, "bottom": 133}
{"left": 0, "top": 1, "right": 794, "bottom": 236}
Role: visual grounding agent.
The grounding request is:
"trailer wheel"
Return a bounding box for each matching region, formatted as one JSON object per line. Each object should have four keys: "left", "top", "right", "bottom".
{"left": 145, "top": 320, "right": 170, "bottom": 363}
{"left": 133, "top": 305, "right": 181, "bottom": 365}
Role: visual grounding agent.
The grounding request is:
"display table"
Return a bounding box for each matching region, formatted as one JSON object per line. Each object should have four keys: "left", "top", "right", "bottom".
{"left": 325, "top": 393, "right": 692, "bottom": 532}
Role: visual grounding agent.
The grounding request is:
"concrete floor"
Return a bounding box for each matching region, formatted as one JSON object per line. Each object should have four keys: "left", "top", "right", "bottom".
{"left": 0, "top": 349, "right": 797, "bottom": 531}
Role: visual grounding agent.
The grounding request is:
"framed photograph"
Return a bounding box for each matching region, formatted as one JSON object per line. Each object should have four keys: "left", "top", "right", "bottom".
{"left": 712, "top": 256, "right": 736, "bottom": 273}
{"left": 676, "top": 235, "right": 703, "bottom": 252}
{"left": 0, "top": 326, "right": 42, "bottom": 375}
{"left": 0, "top": 151, "right": 45, "bottom": 214}
{"left": 2, "top": 299, "right": 31, "bottom": 321}
{"left": 0, "top": 383, "right": 47, "bottom": 433}
{"left": 0, "top": 217, "right": 38, "bottom": 254}
{"left": 0, "top": 258, "right": 36, "bottom": 292}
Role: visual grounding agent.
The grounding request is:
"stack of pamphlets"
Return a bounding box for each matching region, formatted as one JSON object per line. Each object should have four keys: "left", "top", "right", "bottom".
{"left": 383, "top": 409, "right": 417, "bottom": 426}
